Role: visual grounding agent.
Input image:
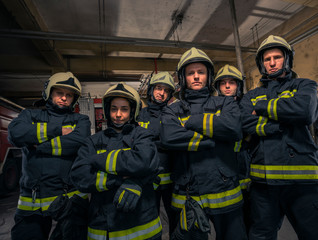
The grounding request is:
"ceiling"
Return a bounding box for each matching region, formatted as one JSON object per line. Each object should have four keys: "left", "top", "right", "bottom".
{"left": 0, "top": 0, "right": 316, "bottom": 108}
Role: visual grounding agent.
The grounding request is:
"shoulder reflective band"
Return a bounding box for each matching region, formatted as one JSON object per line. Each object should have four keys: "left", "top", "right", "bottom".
{"left": 105, "top": 148, "right": 131, "bottom": 175}
{"left": 250, "top": 164, "right": 318, "bottom": 179}
{"left": 256, "top": 116, "right": 268, "bottom": 136}
{"left": 87, "top": 216, "right": 162, "bottom": 240}
{"left": 37, "top": 122, "right": 48, "bottom": 143}
{"left": 96, "top": 171, "right": 108, "bottom": 191}
{"left": 188, "top": 132, "right": 203, "bottom": 151}
{"left": 251, "top": 95, "right": 267, "bottom": 106}
{"left": 51, "top": 136, "right": 62, "bottom": 156}
{"left": 138, "top": 121, "right": 150, "bottom": 129}
{"left": 172, "top": 185, "right": 243, "bottom": 210}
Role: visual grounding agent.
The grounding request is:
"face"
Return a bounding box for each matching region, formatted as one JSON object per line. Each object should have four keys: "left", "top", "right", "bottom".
{"left": 263, "top": 48, "right": 285, "bottom": 77}
{"left": 152, "top": 84, "right": 170, "bottom": 103}
{"left": 219, "top": 78, "right": 238, "bottom": 96}
{"left": 185, "top": 63, "right": 208, "bottom": 91}
{"left": 51, "top": 87, "right": 75, "bottom": 107}
{"left": 110, "top": 97, "right": 131, "bottom": 126}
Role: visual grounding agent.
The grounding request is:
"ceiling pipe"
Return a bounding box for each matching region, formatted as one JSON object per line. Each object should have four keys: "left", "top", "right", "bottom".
{"left": 0, "top": 28, "right": 257, "bottom": 53}
{"left": 228, "top": 0, "right": 245, "bottom": 84}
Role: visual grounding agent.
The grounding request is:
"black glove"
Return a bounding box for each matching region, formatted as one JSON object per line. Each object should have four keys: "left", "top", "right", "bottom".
{"left": 113, "top": 179, "right": 142, "bottom": 212}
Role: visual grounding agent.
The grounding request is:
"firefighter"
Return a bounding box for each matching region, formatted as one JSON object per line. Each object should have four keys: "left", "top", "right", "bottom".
{"left": 214, "top": 64, "right": 252, "bottom": 233}
{"left": 71, "top": 82, "right": 162, "bottom": 240}
{"left": 8, "top": 72, "right": 91, "bottom": 240}
{"left": 160, "top": 47, "right": 247, "bottom": 240}
{"left": 239, "top": 35, "right": 318, "bottom": 240}
{"left": 138, "top": 71, "right": 177, "bottom": 237}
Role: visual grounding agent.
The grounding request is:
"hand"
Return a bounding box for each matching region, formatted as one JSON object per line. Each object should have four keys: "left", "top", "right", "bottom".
{"left": 252, "top": 110, "right": 257, "bottom": 115}
{"left": 62, "top": 127, "right": 73, "bottom": 135}
{"left": 113, "top": 179, "right": 142, "bottom": 212}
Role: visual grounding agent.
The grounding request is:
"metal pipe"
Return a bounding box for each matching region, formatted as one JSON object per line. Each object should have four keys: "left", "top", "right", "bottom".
{"left": 0, "top": 28, "right": 257, "bottom": 53}
{"left": 228, "top": 0, "right": 245, "bottom": 79}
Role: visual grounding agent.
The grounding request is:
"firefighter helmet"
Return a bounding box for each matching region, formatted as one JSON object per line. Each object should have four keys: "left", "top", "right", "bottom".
{"left": 214, "top": 64, "right": 244, "bottom": 99}
{"left": 42, "top": 72, "right": 81, "bottom": 107}
{"left": 177, "top": 47, "right": 214, "bottom": 95}
{"left": 147, "top": 71, "right": 175, "bottom": 103}
{"left": 255, "top": 35, "right": 294, "bottom": 78}
{"left": 102, "top": 82, "right": 141, "bottom": 125}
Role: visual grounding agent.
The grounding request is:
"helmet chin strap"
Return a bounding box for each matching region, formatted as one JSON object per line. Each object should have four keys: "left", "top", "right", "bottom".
{"left": 266, "top": 68, "right": 285, "bottom": 79}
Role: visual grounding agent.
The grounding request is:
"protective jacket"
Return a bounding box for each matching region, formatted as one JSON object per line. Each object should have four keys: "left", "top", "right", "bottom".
{"left": 239, "top": 73, "right": 318, "bottom": 185}
{"left": 71, "top": 124, "right": 162, "bottom": 240}
{"left": 160, "top": 87, "right": 243, "bottom": 215}
{"left": 138, "top": 101, "right": 173, "bottom": 189}
{"left": 8, "top": 101, "right": 91, "bottom": 216}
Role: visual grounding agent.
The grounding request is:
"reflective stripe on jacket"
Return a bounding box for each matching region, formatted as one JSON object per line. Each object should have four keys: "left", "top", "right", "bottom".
{"left": 8, "top": 104, "right": 91, "bottom": 216}
{"left": 71, "top": 124, "right": 161, "bottom": 235}
{"left": 240, "top": 74, "right": 318, "bottom": 184}
{"left": 160, "top": 88, "right": 243, "bottom": 215}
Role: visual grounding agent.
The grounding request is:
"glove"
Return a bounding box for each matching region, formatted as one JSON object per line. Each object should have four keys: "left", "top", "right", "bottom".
{"left": 113, "top": 179, "right": 142, "bottom": 212}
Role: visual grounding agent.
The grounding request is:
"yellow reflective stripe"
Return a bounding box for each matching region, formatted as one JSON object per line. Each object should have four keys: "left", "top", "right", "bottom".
{"left": 96, "top": 171, "right": 108, "bottom": 192}
{"left": 250, "top": 164, "right": 318, "bottom": 180}
{"left": 178, "top": 116, "right": 190, "bottom": 126}
{"left": 256, "top": 116, "right": 268, "bottom": 136}
{"left": 17, "top": 190, "right": 87, "bottom": 212}
{"left": 203, "top": 113, "right": 214, "bottom": 138}
{"left": 158, "top": 173, "right": 172, "bottom": 185}
{"left": 267, "top": 98, "right": 279, "bottom": 120}
{"left": 105, "top": 148, "right": 131, "bottom": 175}
{"left": 187, "top": 132, "right": 203, "bottom": 151}
{"left": 234, "top": 140, "right": 242, "bottom": 152}
{"left": 109, "top": 216, "right": 162, "bottom": 240}
{"left": 278, "top": 89, "right": 297, "bottom": 98}
{"left": 51, "top": 136, "right": 62, "bottom": 156}
{"left": 126, "top": 188, "right": 141, "bottom": 196}
{"left": 118, "top": 190, "right": 125, "bottom": 204}
{"left": 239, "top": 178, "right": 251, "bottom": 190}
{"left": 97, "top": 149, "right": 107, "bottom": 154}
{"left": 88, "top": 227, "right": 107, "bottom": 240}
{"left": 180, "top": 205, "right": 187, "bottom": 231}
{"left": 215, "top": 109, "right": 221, "bottom": 116}
{"left": 37, "top": 122, "right": 48, "bottom": 143}
{"left": 251, "top": 95, "right": 267, "bottom": 106}
{"left": 62, "top": 124, "right": 76, "bottom": 130}
{"left": 138, "top": 121, "right": 149, "bottom": 129}
{"left": 172, "top": 186, "right": 243, "bottom": 210}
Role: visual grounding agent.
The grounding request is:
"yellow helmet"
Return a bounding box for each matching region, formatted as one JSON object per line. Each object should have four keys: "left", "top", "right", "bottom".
{"left": 214, "top": 65, "right": 244, "bottom": 99}
{"left": 42, "top": 72, "right": 81, "bottom": 108}
{"left": 255, "top": 35, "right": 294, "bottom": 78}
{"left": 177, "top": 47, "right": 214, "bottom": 95}
{"left": 148, "top": 71, "right": 175, "bottom": 103}
{"left": 102, "top": 82, "right": 141, "bottom": 125}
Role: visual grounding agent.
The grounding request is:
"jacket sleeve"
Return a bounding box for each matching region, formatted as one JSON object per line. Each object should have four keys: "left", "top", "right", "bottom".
{"left": 92, "top": 128, "right": 160, "bottom": 178}
{"left": 36, "top": 114, "right": 91, "bottom": 157}
{"left": 254, "top": 79, "right": 317, "bottom": 125}
{"left": 160, "top": 105, "right": 215, "bottom": 151}
{"left": 71, "top": 138, "right": 122, "bottom": 193}
{"left": 240, "top": 92, "right": 282, "bottom": 137}
{"left": 184, "top": 97, "right": 242, "bottom": 141}
{"left": 8, "top": 109, "right": 61, "bottom": 147}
